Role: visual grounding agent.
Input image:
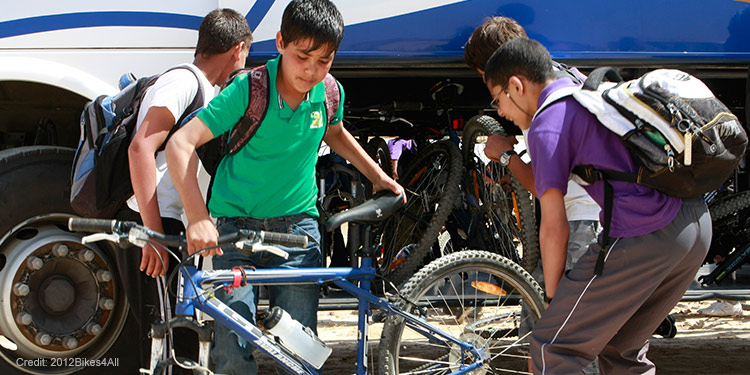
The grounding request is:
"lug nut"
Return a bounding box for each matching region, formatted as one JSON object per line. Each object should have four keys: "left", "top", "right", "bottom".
{"left": 96, "top": 270, "right": 112, "bottom": 282}
{"left": 78, "top": 249, "right": 95, "bottom": 262}
{"left": 98, "top": 298, "right": 115, "bottom": 310}
{"left": 35, "top": 332, "right": 52, "bottom": 346}
{"left": 26, "top": 256, "right": 43, "bottom": 270}
{"left": 85, "top": 323, "right": 102, "bottom": 336}
{"left": 62, "top": 336, "right": 78, "bottom": 349}
{"left": 52, "top": 243, "right": 70, "bottom": 257}
{"left": 15, "top": 312, "right": 33, "bottom": 326}
{"left": 13, "top": 282, "right": 30, "bottom": 297}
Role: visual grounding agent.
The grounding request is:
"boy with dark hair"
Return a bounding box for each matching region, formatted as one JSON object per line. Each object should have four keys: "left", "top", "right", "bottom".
{"left": 166, "top": 1, "right": 402, "bottom": 373}
{"left": 464, "top": 16, "right": 527, "bottom": 72}
{"left": 484, "top": 37, "right": 710, "bottom": 374}
{"left": 121, "top": 8, "right": 251, "bottom": 373}
{"left": 464, "top": 18, "right": 601, "bottom": 374}
{"left": 194, "top": 8, "right": 253, "bottom": 57}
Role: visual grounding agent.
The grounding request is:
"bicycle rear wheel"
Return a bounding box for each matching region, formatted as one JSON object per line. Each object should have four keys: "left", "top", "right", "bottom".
{"left": 378, "top": 140, "right": 462, "bottom": 286}
{"left": 461, "top": 115, "right": 539, "bottom": 272}
{"left": 378, "top": 250, "right": 545, "bottom": 375}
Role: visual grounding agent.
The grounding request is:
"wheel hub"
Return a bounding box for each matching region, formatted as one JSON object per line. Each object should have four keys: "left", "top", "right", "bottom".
{"left": 39, "top": 276, "right": 76, "bottom": 314}
{"left": 449, "top": 332, "right": 488, "bottom": 375}
{"left": 0, "top": 218, "right": 128, "bottom": 373}
{"left": 25, "top": 257, "right": 99, "bottom": 334}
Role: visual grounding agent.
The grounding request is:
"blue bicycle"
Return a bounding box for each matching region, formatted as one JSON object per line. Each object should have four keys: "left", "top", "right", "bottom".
{"left": 68, "top": 192, "right": 545, "bottom": 375}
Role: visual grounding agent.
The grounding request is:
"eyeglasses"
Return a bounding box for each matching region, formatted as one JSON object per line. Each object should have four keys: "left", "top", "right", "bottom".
{"left": 489, "top": 84, "right": 508, "bottom": 109}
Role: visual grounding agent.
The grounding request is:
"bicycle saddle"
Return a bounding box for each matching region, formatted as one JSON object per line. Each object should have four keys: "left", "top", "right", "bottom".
{"left": 326, "top": 191, "right": 405, "bottom": 231}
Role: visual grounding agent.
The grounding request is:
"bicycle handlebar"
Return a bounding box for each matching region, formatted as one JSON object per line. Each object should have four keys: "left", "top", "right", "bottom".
{"left": 67, "top": 218, "right": 308, "bottom": 250}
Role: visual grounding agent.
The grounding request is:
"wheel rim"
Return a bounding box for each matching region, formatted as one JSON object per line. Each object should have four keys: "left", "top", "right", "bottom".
{"left": 389, "top": 264, "right": 542, "bottom": 374}
{"left": 0, "top": 217, "right": 128, "bottom": 374}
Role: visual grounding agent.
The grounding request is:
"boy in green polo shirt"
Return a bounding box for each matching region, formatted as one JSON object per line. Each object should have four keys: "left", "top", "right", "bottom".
{"left": 166, "top": 1, "right": 403, "bottom": 373}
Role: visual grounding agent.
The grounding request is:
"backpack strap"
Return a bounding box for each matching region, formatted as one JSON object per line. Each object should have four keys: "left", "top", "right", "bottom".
{"left": 227, "top": 65, "right": 270, "bottom": 155}
{"left": 551, "top": 60, "right": 585, "bottom": 85}
{"left": 533, "top": 88, "right": 615, "bottom": 275}
{"left": 572, "top": 165, "right": 640, "bottom": 276}
{"left": 532, "top": 85, "right": 578, "bottom": 122}
{"left": 582, "top": 67, "right": 624, "bottom": 91}
{"left": 313, "top": 73, "right": 342, "bottom": 152}
{"left": 159, "top": 66, "right": 205, "bottom": 151}
{"left": 322, "top": 73, "right": 341, "bottom": 126}
{"left": 224, "top": 68, "right": 341, "bottom": 155}
{"left": 174, "top": 66, "right": 206, "bottom": 125}
{"left": 534, "top": 83, "right": 635, "bottom": 277}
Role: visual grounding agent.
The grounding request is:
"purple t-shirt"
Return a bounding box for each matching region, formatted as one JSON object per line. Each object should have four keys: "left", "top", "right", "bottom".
{"left": 528, "top": 79, "right": 681, "bottom": 238}
{"left": 388, "top": 139, "right": 414, "bottom": 160}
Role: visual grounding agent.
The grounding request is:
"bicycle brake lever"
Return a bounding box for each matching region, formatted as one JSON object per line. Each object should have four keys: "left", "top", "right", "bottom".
{"left": 252, "top": 243, "right": 289, "bottom": 259}
{"left": 128, "top": 227, "right": 150, "bottom": 248}
{"left": 81, "top": 233, "right": 120, "bottom": 244}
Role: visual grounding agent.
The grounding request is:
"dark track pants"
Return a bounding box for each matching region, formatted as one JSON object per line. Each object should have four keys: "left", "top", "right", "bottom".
{"left": 530, "top": 198, "right": 711, "bottom": 375}
{"left": 115, "top": 207, "right": 198, "bottom": 375}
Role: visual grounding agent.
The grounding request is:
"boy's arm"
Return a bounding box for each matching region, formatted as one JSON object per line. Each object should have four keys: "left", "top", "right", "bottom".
{"left": 165, "top": 117, "right": 221, "bottom": 256}
{"left": 508, "top": 160, "right": 536, "bottom": 196}
{"left": 538, "top": 188, "right": 569, "bottom": 300}
{"left": 324, "top": 123, "right": 404, "bottom": 197}
{"left": 128, "top": 106, "right": 174, "bottom": 277}
{"left": 485, "top": 133, "right": 537, "bottom": 196}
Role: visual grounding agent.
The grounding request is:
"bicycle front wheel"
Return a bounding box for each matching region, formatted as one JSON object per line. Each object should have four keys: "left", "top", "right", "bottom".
{"left": 378, "top": 250, "right": 545, "bottom": 375}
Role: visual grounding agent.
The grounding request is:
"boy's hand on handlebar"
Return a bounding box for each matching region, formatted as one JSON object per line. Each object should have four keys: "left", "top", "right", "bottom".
{"left": 141, "top": 244, "right": 169, "bottom": 278}
{"left": 484, "top": 133, "right": 518, "bottom": 162}
{"left": 186, "top": 218, "right": 222, "bottom": 256}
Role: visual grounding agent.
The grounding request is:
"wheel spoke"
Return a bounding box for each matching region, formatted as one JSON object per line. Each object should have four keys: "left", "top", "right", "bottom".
{"left": 379, "top": 251, "right": 545, "bottom": 374}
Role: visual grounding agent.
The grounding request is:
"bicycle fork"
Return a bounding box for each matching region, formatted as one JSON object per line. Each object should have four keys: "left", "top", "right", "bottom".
{"left": 146, "top": 316, "right": 213, "bottom": 375}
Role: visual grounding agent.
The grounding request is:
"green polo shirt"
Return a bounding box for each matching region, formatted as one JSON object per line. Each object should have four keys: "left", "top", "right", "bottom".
{"left": 197, "top": 56, "right": 344, "bottom": 218}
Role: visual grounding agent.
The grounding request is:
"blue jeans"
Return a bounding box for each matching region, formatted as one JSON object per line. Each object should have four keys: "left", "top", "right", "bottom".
{"left": 210, "top": 214, "right": 322, "bottom": 375}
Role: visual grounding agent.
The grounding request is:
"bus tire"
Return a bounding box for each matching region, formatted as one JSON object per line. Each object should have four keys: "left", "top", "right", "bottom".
{"left": 0, "top": 146, "right": 138, "bottom": 375}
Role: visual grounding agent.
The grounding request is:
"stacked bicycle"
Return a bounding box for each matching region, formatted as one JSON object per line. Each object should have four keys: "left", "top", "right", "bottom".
{"left": 337, "top": 84, "right": 540, "bottom": 287}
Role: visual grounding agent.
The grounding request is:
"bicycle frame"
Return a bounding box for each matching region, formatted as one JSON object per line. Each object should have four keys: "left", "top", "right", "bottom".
{"left": 174, "top": 255, "right": 486, "bottom": 375}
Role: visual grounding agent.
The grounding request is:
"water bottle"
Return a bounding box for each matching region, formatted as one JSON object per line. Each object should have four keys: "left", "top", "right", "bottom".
{"left": 262, "top": 306, "right": 332, "bottom": 369}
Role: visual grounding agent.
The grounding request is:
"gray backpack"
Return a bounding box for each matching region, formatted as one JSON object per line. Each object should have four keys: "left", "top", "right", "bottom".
{"left": 537, "top": 67, "right": 747, "bottom": 274}
{"left": 70, "top": 66, "right": 204, "bottom": 218}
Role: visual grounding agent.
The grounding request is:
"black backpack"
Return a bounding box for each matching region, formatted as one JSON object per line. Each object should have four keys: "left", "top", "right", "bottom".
{"left": 537, "top": 67, "right": 748, "bottom": 274}
{"left": 70, "top": 66, "right": 204, "bottom": 218}
{"left": 196, "top": 64, "right": 341, "bottom": 190}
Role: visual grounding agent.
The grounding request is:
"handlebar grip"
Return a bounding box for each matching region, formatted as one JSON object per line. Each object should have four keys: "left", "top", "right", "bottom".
{"left": 392, "top": 100, "right": 423, "bottom": 112}
{"left": 217, "top": 232, "right": 241, "bottom": 245}
{"left": 68, "top": 218, "right": 117, "bottom": 233}
{"left": 261, "top": 231, "right": 308, "bottom": 248}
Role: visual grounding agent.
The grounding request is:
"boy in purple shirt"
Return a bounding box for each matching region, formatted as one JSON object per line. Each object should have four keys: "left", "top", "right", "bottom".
{"left": 484, "top": 37, "right": 711, "bottom": 374}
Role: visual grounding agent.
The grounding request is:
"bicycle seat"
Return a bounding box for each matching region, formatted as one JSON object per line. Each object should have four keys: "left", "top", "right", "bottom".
{"left": 326, "top": 191, "right": 405, "bottom": 230}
